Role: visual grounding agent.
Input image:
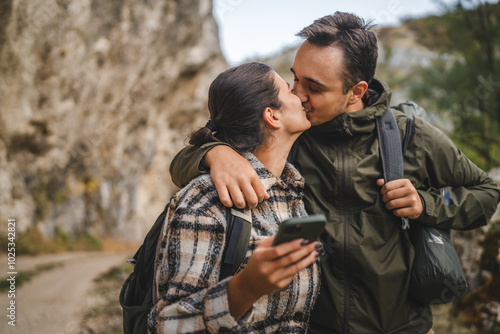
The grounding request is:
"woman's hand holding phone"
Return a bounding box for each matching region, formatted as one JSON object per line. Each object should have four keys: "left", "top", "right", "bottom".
{"left": 227, "top": 236, "right": 319, "bottom": 319}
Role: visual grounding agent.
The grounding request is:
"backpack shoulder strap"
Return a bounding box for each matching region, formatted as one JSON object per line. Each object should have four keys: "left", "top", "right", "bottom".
{"left": 136, "top": 203, "right": 170, "bottom": 291}
{"left": 376, "top": 108, "right": 405, "bottom": 183}
{"left": 376, "top": 108, "right": 413, "bottom": 230}
{"left": 220, "top": 207, "right": 252, "bottom": 280}
{"left": 120, "top": 203, "right": 169, "bottom": 319}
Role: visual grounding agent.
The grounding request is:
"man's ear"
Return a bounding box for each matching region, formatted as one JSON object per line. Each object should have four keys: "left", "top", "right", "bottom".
{"left": 349, "top": 81, "right": 368, "bottom": 105}
{"left": 263, "top": 107, "right": 281, "bottom": 129}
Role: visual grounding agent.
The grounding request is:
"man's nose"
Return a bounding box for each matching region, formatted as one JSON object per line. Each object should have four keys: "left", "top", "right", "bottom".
{"left": 293, "top": 86, "right": 308, "bottom": 103}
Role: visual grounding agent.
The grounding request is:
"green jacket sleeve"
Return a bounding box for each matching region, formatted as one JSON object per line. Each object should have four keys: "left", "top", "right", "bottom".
{"left": 410, "top": 118, "right": 500, "bottom": 230}
{"left": 169, "top": 142, "right": 229, "bottom": 188}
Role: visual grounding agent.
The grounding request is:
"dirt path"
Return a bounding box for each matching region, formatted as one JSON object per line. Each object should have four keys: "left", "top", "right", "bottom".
{"left": 0, "top": 252, "right": 129, "bottom": 334}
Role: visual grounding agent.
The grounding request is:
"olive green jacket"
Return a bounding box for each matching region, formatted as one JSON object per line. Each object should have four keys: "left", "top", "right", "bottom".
{"left": 169, "top": 77, "right": 500, "bottom": 334}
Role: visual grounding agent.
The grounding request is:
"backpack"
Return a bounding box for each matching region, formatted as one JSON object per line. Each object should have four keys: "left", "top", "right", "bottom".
{"left": 119, "top": 204, "right": 252, "bottom": 334}
{"left": 376, "top": 102, "right": 468, "bottom": 305}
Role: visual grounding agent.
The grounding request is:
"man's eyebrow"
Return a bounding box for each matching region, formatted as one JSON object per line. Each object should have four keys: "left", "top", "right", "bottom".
{"left": 290, "top": 67, "right": 328, "bottom": 89}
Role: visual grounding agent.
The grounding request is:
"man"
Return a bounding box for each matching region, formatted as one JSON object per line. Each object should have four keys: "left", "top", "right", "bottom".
{"left": 169, "top": 12, "right": 500, "bottom": 333}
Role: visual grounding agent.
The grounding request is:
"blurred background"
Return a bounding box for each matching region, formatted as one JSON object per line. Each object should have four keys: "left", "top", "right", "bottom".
{"left": 0, "top": 0, "right": 499, "bottom": 333}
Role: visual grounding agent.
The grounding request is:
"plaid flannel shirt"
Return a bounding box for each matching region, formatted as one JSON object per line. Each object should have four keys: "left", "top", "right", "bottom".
{"left": 148, "top": 153, "right": 320, "bottom": 333}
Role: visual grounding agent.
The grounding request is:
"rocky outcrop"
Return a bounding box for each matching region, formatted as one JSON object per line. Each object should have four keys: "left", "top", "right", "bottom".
{"left": 0, "top": 0, "right": 227, "bottom": 240}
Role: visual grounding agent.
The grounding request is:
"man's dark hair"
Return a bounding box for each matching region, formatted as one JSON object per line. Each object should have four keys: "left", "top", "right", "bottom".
{"left": 297, "top": 12, "right": 378, "bottom": 94}
{"left": 189, "top": 62, "right": 281, "bottom": 152}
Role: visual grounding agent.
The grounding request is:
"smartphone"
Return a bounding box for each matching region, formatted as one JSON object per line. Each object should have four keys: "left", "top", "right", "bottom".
{"left": 272, "top": 214, "right": 327, "bottom": 246}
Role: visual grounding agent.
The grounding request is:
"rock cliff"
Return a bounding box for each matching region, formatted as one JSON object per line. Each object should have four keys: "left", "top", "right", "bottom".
{"left": 0, "top": 0, "right": 227, "bottom": 240}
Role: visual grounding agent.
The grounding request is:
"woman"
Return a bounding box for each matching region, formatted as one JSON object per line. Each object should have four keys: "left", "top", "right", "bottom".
{"left": 148, "top": 62, "right": 320, "bottom": 333}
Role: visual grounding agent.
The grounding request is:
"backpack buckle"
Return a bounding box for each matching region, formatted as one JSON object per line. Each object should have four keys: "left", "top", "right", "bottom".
{"left": 401, "top": 217, "right": 410, "bottom": 230}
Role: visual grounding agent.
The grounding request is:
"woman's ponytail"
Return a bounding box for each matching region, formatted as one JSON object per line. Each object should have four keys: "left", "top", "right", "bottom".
{"left": 189, "top": 120, "right": 220, "bottom": 147}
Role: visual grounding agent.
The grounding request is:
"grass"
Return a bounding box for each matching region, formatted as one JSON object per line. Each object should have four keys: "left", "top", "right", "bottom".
{"left": 2, "top": 225, "right": 104, "bottom": 255}
{"left": 0, "top": 261, "right": 64, "bottom": 291}
{"left": 78, "top": 262, "right": 133, "bottom": 334}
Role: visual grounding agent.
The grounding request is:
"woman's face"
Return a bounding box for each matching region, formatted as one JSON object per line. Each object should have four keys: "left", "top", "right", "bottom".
{"left": 274, "top": 73, "right": 311, "bottom": 135}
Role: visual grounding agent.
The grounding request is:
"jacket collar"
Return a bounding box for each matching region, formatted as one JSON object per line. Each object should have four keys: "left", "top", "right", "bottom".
{"left": 308, "top": 76, "right": 392, "bottom": 137}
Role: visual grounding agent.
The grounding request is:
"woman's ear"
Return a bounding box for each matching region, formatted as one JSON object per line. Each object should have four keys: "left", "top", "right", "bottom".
{"left": 263, "top": 107, "right": 281, "bottom": 129}
{"left": 349, "top": 81, "right": 368, "bottom": 105}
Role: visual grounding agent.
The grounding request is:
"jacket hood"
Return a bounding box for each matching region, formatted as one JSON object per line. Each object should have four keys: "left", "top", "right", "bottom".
{"left": 309, "top": 76, "right": 392, "bottom": 137}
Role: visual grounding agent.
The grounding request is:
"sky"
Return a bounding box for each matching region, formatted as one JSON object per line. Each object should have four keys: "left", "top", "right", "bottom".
{"left": 212, "top": 0, "right": 458, "bottom": 64}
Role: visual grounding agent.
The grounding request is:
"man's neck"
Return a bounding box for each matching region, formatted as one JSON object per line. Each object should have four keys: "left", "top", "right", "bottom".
{"left": 345, "top": 99, "right": 366, "bottom": 114}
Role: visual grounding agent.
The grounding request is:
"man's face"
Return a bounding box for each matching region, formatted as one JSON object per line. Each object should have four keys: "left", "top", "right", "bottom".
{"left": 291, "top": 41, "right": 350, "bottom": 126}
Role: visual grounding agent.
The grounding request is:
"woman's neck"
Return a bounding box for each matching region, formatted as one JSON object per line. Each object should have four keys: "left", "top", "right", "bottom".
{"left": 253, "top": 136, "right": 296, "bottom": 178}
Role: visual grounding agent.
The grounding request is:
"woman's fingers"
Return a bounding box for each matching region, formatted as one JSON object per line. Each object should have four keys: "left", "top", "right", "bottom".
{"left": 256, "top": 238, "right": 306, "bottom": 261}
{"left": 271, "top": 250, "right": 319, "bottom": 288}
{"left": 257, "top": 236, "right": 276, "bottom": 248}
{"left": 256, "top": 237, "right": 319, "bottom": 265}
{"left": 273, "top": 241, "right": 319, "bottom": 268}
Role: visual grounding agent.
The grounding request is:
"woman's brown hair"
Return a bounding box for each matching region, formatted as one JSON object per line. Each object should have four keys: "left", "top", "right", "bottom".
{"left": 189, "top": 62, "right": 282, "bottom": 152}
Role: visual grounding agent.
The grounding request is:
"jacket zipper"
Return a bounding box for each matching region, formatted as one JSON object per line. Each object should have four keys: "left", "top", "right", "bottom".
{"left": 342, "top": 141, "right": 350, "bottom": 334}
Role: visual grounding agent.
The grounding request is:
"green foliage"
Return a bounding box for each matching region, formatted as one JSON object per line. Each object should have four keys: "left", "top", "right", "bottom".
{"left": 12, "top": 225, "right": 103, "bottom": 255}
{"left": 94, "top": 262, "right": 133, "bottom": 283}
{"left": 30, "top": 173, "right": 69, "bottom": 220}
{"left": 0, "top": 271, "right": 36, "bottom": 291}
{"left": 406, "top": 1, "right": 500, "bottom": 170}
{"left": 0, "top": 262, "right": 64, "bottom": 291}
{"left": 53, "top": 227, "right": 103, "bottom": 252}
{"left": 81, "top": 262, "right": 133, "bottom": 334}
{"left": 32, "top": 182, "right": 50, "bottom": 220}
{"left": 479, "top": 219, "right": 500, "bottom": 298}
{"left": 16, "top": 225, "right": 59, "bottom": 254}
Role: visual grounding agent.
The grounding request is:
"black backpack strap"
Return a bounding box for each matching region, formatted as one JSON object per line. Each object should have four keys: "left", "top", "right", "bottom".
{"left": 220, "top": 207, "right": 252, "bottom": 280}
{"left": 376, "top": 108, "right": 405, "bottom": 183}
{"left": 376, "top": 108, "right": 410, "bottom": 230}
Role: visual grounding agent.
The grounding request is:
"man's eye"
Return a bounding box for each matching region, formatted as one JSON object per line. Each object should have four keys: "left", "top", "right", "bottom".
{"left": 309, "top": 86, "right": 319, "bottom": 93}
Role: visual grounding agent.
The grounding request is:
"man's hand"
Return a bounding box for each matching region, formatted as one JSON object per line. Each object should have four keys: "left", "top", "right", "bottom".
{"left": 205, "top": 146, "right": 269, "bottom": 208}
{"left": 377, "top": 178, "right": 423, "bottom": 219}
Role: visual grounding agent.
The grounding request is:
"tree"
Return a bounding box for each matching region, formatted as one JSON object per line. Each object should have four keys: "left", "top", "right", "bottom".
{"left": 407, "top": 0, "right": 500, "bottom": 170}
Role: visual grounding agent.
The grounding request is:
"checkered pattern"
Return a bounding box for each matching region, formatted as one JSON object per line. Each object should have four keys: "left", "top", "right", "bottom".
{"left": 148, "top": 153, "right": 320, "bottom": 333}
